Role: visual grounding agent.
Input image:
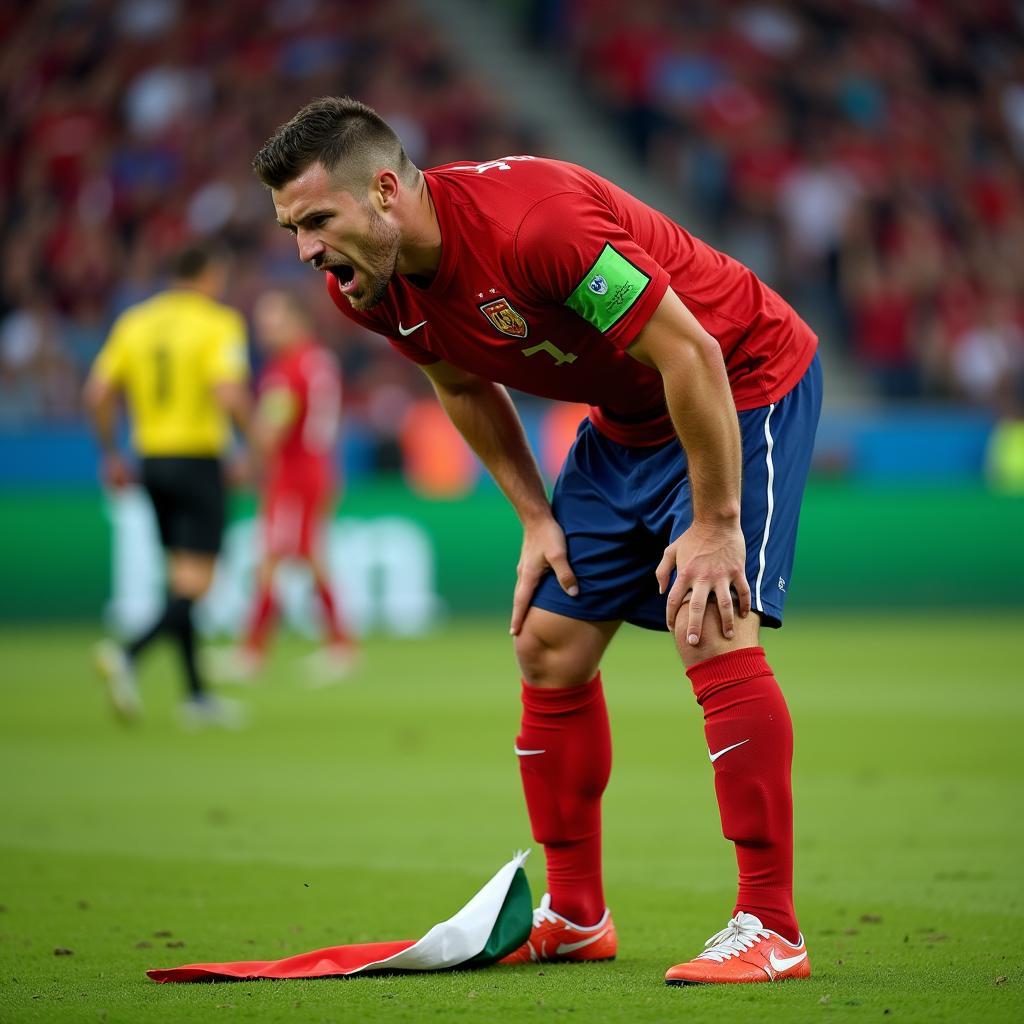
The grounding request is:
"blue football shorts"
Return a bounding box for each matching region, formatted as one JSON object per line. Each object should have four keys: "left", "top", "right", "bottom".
{"left": 531, "top": 352, "right": 823, "bottom": 630}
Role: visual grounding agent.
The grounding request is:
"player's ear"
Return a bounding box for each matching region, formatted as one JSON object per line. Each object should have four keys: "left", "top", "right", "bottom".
{"left": 374, "top": 169, "right": 400, "bottom": 211}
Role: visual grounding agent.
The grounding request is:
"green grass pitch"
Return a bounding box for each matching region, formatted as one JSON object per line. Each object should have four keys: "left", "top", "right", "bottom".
{"left": 1, "top": 614, "right": 1022, "bottom": 1023}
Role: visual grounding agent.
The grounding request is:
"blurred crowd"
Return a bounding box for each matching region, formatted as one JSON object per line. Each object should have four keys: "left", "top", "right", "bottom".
{"left": 0, "top": 0, "right": 534, "bottom": 455}
{"left": 3, "top": 0, "right": 1023, "bottom": 447}
{"left": 520, "top": 0, "right": 1024, "bottom": 413}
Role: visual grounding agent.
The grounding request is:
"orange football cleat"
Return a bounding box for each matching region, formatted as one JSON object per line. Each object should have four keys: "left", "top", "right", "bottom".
{"left": 501, "top": 893, "right": 617, "bottom": 965}
{"left": 665, "top": 912, "right": 810, "bottom": 985}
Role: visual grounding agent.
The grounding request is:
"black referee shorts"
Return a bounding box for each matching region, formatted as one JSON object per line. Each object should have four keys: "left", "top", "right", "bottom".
{"left": 141, "top": 456, "right": 226, "bottom": 556}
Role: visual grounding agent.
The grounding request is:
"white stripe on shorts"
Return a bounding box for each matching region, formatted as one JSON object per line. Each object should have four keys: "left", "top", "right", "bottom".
{"left": 754, "top": 403, "right": 777, "bottom": 613}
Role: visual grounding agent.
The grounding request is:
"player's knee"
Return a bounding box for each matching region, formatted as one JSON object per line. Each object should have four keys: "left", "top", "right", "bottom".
{"left": 713, "top": 770, "right": 771, "bottom": 845}
{"left": 514, "top": 628, "right": 558, "bottom": 685}
{"left": 514, "top": 629, "right": 594, "bottom": 688}
{"left": 169, "top": 555, "right": 215, "bottom": 599}
{"left": 674, "top": 606, "right": 760, "bottom": 669}
{"left": 674, "top": 618, "right": 726, "bottom": 668}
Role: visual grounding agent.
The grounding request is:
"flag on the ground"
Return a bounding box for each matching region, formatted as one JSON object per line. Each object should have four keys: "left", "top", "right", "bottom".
{"left": 147, "top": 851, "right": 532, "bottom": 982}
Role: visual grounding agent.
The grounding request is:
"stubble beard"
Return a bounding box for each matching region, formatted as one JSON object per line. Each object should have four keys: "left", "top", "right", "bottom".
{"left": 349, "top": 204, "right": 401, "bottom": 312}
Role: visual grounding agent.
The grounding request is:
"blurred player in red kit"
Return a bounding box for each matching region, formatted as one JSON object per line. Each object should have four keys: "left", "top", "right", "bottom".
{"left": 216, "top": 288, "right": 357, "bottom": 683}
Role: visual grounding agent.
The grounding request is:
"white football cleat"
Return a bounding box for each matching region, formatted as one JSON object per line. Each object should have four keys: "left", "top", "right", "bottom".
{"left": 302, "top": 643, "right": 361, "bottom": 687}
{"left": 94, "top": 640, "right": 143, "bottom": 722}
{"left": 204, "top": 645, "right": 264, "bottom": 684}
{"left": 179, "top": 694, "right": 248, "bottom": 731}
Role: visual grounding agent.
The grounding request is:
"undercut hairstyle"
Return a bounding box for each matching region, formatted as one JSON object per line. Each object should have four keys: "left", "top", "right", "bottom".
{"left": 252, "top": 97, "right": 417, "bottom": 193}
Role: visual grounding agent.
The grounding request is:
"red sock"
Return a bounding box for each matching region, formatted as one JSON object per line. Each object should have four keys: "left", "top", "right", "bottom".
{"left": 517, "top": 674, "right": 611, "bottom": 927}
{"left": 245, "top": 585, "right": 276, "bottom": 653}
{"left": 687, "top": 647, "right": 799, "bottom": 944}
{"left": 315, "top": 579, "right": 351, "bottom": 646}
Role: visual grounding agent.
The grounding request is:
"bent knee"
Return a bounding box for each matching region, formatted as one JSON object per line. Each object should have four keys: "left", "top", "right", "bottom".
{"left": 514, "top": 608, "right": 615, "bottom": 687}
{"left": 514, "top": 628, "right": 598, "bottom": 689}
{"left": 514, "top": 629, "right": 562, "bottom": 686}
{"left": 169, "top": 553, "right": 216, "bottom": 599}
{"left": 674, "top": 606, "right": 761, "bottom": 668}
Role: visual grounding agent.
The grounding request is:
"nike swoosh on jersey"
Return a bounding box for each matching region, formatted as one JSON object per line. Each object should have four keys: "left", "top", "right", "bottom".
{"left": 514, "top": 745, "right": 546, "bottom": 756}
{"left": 708, "top": 738, "right": 750, "bottom": 763}
{"left": 556, "top": 929, "right": 609, "bottom": 956}
{"left": 768, "top": 948, "right": 807, "bottom": 972}
{"left": 397, "top": 320, "right": 427, "bottom": 336}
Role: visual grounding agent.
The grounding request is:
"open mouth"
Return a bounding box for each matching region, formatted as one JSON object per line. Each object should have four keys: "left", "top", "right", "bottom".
{"left": 328, "top": 264, "right": 355, "bottom": 286}
{"left": 326, "top": 262, "right": 360, "bottom": 297}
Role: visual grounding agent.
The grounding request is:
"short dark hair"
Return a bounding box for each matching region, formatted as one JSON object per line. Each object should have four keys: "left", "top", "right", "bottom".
{"left": 170, "top": 244, "right": 224, "bottom": 281}
{"left": 252, "top": 96, "right": 416, "bottom": 191}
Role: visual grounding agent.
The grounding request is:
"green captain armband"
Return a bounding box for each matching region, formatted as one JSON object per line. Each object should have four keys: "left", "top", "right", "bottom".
{"left": 565, "top": 243, "right": 651, "bottom": 333}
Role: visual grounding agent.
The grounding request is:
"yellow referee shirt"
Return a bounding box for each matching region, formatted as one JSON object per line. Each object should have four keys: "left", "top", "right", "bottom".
{"left": 92, "top": 289, "right": 249, "bottom": 457}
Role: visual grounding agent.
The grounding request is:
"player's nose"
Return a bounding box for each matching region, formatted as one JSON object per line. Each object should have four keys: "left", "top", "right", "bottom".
{"left": 297, "top": 230, "right": 324, "bottom": 265}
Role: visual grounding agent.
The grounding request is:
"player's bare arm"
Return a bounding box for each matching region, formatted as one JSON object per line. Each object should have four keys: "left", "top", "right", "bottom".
{"left": 420, "top": 357, "right": 578, "bottom": 635}
{"left": 214, "top": 381, "right": 255, "bottom": 438}
{"left": 252, "top": 387, "right": 298, "bottom": 460}
{"left": 213, "top": 380, "right": 257, "bottom": 485}
{"left": 83, "top": 374, "right": 131, "bottom": 489}
{"left": 214, "top": 380, "right": 256, "bottom": 457}
{"left": 626, "top": 289, "right": 751, "bottom": 647}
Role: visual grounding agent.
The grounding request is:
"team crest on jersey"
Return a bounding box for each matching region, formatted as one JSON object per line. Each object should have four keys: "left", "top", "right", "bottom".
{"left": 479, "top": 297, "right": 529, "bottom": 338}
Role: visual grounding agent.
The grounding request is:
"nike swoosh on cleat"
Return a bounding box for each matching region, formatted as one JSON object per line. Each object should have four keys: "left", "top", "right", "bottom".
{"left": 708, "top": 738, "right": 750, "bottom": 762}
{"left": 768, "top": 948, "right": 807, "bottom": 972}
{"left": 556, "top": 929, "right": 609, "bottom": 956}
{"left": 398, "top": 320, "right": 427, "bottom": 336}
{"left": 514, "top": 745, "right": 546, "bottom": 756}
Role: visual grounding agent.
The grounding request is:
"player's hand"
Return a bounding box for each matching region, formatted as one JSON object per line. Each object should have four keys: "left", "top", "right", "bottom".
{"left": 510, "top": 515, "right": 578, "bottom": 636}
{"left": 101, "top": 452, "right": 132, "bottom": 490}
{"left": 656, "top": 521, "right": 750, "bottom": 644}
{"left": 226, "top": 453, "right": 254, "bottom": 489}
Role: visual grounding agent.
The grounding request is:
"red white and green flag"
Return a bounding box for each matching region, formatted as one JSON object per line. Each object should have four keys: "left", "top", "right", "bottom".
{"left": 147, "top": 851, "right": 532, "bottom": 983}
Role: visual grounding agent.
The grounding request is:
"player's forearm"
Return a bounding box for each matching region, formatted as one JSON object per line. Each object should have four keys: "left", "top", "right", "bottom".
{"left": 252, "top": 418, "right": 281, "bottom": 460}
{"left": 628, "top": 291, "right": 742, "bottom": 526}
{"left": 83, "top": 379, "right": 118, "bottom": 453}
{"left": 215, "top": 382, "right": 256, "bottom": 447}
{"left": 92, "top": 404, "right": 118, "bottom": 453}
{"left": 432, "top": 380, "right": 551, "bottom": 525}
{"left": 661, "top": 338, "right": 742, "bottom": 526}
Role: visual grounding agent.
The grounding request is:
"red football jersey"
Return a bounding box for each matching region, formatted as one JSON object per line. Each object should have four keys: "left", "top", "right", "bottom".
{"left": 328, "top": 157, "right": 817, "bottom": 446}
{"left": 260, "top": 339, "right": 340, "bottom": 485}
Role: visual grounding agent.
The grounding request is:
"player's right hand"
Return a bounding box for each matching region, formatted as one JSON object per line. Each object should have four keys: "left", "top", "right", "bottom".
{"left": 102, "top": 452, "right": 132, "bottom": 489}
{"left": 510, "top": 515, "right": 578, "bottom": 636}
{"left": 226, "top": 452, "right": 255, "bottom": 489}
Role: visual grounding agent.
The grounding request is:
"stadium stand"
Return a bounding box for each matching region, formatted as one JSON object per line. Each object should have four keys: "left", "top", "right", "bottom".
{"left": 2, "top": 0, "right": 1022, "bottom": 454}
{"left": 510, "top": 0, "right": 1024, "bottom": 413}
{"left": 0, "top": 0, "right": 535, "bottom": 456}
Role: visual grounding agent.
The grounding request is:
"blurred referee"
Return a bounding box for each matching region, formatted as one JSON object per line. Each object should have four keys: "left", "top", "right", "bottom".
{"left": 84, "top": 244, "right": 252, "bottom": 728}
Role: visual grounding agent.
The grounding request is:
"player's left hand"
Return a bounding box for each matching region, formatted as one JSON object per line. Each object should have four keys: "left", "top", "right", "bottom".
{"left": 510, "top": 515, "right": 578, "bottom": 636}
{"left": 657, "top": 521, "right": 750, "bottom": 644}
